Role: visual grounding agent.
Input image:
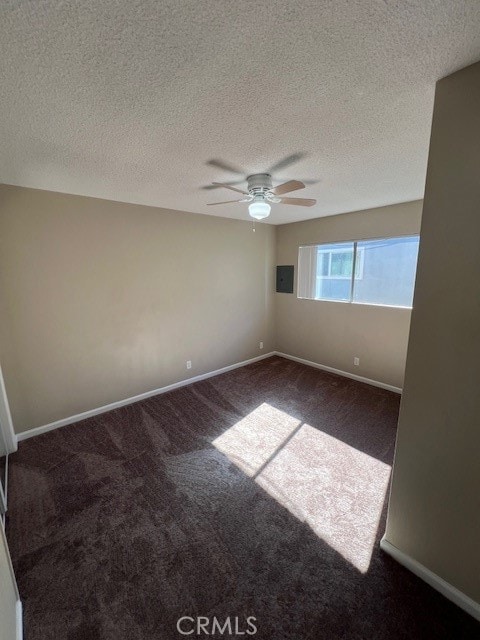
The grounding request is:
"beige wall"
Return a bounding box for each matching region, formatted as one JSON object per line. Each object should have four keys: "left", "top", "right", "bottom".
{"left": 0, "top": 524, "right": 19, "bottom": 640}
{"left": 275, "top": 201, "right": 423, "bottom": 389}
{"left": 0, "top": 185, "right": 422, "bottom": 436}
{"left": 0, "top": 186, "right": 275, "bottom": 433}
{"left": 385, "top": 62, "right": 480, "bottom": 603}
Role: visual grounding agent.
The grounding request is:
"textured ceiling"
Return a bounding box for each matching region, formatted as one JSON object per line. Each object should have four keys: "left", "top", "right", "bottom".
{"left": 1, "top": 1, "right": 480, "bottom": 224}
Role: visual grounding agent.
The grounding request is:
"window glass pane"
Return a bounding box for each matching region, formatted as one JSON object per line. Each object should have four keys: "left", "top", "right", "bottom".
{"left": 315, "top": 242, "right": 353, "bottom": 301}
{"left": 352, "top": 236, "right": 419, "bottom": 307}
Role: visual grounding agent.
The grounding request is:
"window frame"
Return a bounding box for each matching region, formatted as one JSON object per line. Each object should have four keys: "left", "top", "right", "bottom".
{"left": 316, "top": 245, "right": 365, "bottom": 280}
{"left": 297, "top": 234, "right": 419, "bottom": 309}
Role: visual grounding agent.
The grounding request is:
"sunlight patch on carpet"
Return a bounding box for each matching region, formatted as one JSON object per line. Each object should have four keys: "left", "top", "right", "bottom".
{"left": 212, "top": 403, "right": 301, "bottom": 476}
{"left": 213, "top": 403, "right": 391, "bottom": 572}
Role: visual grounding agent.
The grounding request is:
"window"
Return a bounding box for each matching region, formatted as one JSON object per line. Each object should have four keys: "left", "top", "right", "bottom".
{"left": 298, "top": 235, "right": 419, "bottom": 308}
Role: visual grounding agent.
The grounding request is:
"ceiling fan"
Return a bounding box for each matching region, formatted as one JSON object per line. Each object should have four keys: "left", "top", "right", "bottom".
{"left": 206, "top": 173, "right": 317, "bottom": 220}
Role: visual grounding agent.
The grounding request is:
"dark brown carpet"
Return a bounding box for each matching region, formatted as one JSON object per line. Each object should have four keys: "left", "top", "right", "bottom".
{"left": 7, "top": 356, "right": 480, "bottom": 639}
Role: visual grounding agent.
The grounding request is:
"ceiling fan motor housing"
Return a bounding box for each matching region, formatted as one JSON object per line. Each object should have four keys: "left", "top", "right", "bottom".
{"left": 247, "top": 174, "right": 281, "bottom": 203}
{"left": 247, "top": 173, "right": 272, "bottom": 192}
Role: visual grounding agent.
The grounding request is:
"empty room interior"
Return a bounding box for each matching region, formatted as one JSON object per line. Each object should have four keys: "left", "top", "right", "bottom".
{"left": 1, "top": 2, "right": 480, "bottom": 639}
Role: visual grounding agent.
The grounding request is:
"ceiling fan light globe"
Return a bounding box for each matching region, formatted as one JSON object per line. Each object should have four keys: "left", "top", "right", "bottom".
{"left": 248, "top": 201, "right": 271, "bottom": 220}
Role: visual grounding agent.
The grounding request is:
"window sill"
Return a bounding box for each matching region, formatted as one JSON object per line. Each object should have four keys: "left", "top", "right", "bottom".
{"left": 297, "top": 297, "right": 412, "bottom": 310}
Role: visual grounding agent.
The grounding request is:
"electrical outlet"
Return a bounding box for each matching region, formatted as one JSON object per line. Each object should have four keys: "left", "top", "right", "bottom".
{"left": 259, "top": 341, "right": 264, "bottom": 349}
{"left": 186, "top": 361, "right": 192, "bottom": 370}
{"left": 353, "top": 357, "right": 360, "bottom": 366}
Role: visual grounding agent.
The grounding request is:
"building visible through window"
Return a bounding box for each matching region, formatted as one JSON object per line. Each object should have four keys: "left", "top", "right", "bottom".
{"left": 298, "top": 236, "right": 419, "bottom": 308}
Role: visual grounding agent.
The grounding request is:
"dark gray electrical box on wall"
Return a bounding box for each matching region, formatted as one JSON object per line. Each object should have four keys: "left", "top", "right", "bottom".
{"left": 276, "top": 265, "right": 294, "bottom": 293}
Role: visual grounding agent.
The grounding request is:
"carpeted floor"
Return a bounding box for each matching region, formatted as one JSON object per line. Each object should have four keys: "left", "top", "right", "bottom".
{"left": 7, "top": 356, "right": 480, "bottom": 639}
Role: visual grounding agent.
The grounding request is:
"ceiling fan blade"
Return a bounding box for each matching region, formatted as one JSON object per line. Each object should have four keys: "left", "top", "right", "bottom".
{"left": 212, "top": 183, "right": 249, "bottom": 195}
{"left": 279, "top": 197, "right": 316, "bottom": 207}
{"left": 271, "top": 180, "right": 305, "bottom": 195}
{"left": 268, "top": 153, "right": 305, "bottom": 174}
{"left": 201, "top": 180, "right": 245, "bottom": 190}
{"left": 206, "top": 159, "right": 244, "bottom": 175}
{"left": 207, "top": 199, "right": 244, "bottom": 206}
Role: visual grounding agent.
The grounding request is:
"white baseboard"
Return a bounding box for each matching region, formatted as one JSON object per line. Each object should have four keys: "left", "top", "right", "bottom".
{"left": 380, "top": 537, "right": 480, "bottom": 621}
{"left": 17, "top": 352, "right": 276, "bottom": 442}
{"left": 16, "top": 350, "right": 399, "bottom": 442}
{"left": 274, "top": 352, "right": 402, "bottom": 394}
{"left": 16, "top": 600, "right": 23, "bottom": 640}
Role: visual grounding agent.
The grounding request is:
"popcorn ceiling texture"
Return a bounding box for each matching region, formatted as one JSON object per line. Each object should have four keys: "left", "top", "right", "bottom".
{"left": 1, "top": 1, "right": 480, "bottom": 224}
